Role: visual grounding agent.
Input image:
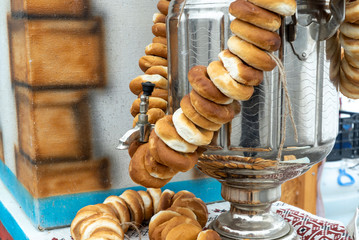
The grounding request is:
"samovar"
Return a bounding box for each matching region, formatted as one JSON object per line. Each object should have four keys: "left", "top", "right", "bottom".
{"left": 165, "top": 0, "right": 344, "bottom": 239}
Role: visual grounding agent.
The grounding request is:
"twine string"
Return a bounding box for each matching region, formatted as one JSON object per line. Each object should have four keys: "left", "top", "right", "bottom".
{"left": 267, "top": 52, "right": 298, "bottom": 161}
{"left": 121, "top": 222, "right": 142, "bottom": 240}
{"left": 177, "top": 0, "right": 187, "bottom": 27}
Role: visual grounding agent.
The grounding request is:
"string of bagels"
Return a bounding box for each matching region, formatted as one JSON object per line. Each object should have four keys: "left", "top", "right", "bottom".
{"left": 70, "top": 0, "right": 359, "bottom": 239}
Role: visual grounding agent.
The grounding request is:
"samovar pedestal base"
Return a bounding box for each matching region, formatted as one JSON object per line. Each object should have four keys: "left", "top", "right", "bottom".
{"left": 210, "top": 184, "right": 299, "bottom": 240}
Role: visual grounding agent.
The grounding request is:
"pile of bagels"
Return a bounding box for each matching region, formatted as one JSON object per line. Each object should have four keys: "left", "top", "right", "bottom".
{"left": 129, "top": 0, "right": 170, "bottom": 126}
{"left": 339, "top": 0, "right": 359, "bottom": 99}
{"left": 128, "top": 0, "right": 297, "bottom": 189}
{"left": 70, "top": 188, "right": 220, "bottom": 240}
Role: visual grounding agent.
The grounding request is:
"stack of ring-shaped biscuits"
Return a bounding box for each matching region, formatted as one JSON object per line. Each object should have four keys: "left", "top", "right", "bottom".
{"left": 70, "top": 188, "right": 216, "bottom": 240}
{"left": 129, "top": 0, "right": 171, "bottom": 128}
{"left": 128, "top": 0, "right": 297, "bottom": 189}
{"left": 338, "top": 0, "right": 359, "bottom": 99}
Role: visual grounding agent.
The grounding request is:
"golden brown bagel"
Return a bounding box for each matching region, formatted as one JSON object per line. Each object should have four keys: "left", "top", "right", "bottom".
{"left": 180, "top": 95, "right": 222, "bottom": 131}
{"left": 157, "top": 189, "right": 175, "bottom": 212}
{"left": 188, "top": 65, "right": 233, "bottom": 105}
{"left": 345, "top": 0, "right": 359, "bottom": 23}
{"left": 152, "top": 23, "right": 167, "bottom": 38}
{"left": 128, "top": 140, "right": 143, "bottom": 158}
{"left": 119, "top": 190, "right": 145, "bottom": 227}
{"left": 340, "top": 33, "right": 359, "bottom": 55}
{"left": 165, "top": 223, "right": 202, "bottom": 240}
{"left": 197, "top": 230, "right": 222, "bottom": 240}
{"left": 161, "top": 216, "right": 202, "bottom": 240}
{"left": 218, "top": 49, "right": 263, "bottom": 86}
{"left": 155, "top": 115, "right": 198, "bottom": 153}
{"left": 80, "top": 216, "right": 124, "bottom": 240}
{"left": 341, "top": 57, "right": 359, "bottom": 86}
{"left": 172, "top": 190, "right": 196, "bottom": 203}
{"left": 137, "top": 190, "right": 154, "bottom": 221}
{"left": 145, "top": 65, "right": 168, "bottom": 78}
{"left": 145, "top": 146, "right": 178, "bottom": 179}
{"left": 171, "top": 197, "right": 208, "bottom": 228}
{"left": 129, "top": 74, "right": 168, "bottom": 95}
{"left": 153, "top": 12, "right": 166, "bottom": 24}
{"left": 247, "top": 0, "right": 296, "bottom": 16}
{"left": 128, "top": 144, "right": 172, "bottom": 188}
{"left": 344, "top": 51, "right": 359, "bottom": 69}
{"left": 133, "top": 108, "right": 166, "bottom": 127}
{"left": 103, "top": 196, "right": 131, "bottom": 232}
{"left": 152, "top": 130, "right": 199, "bottom": 172}
{"left": 157, "top": 0, "right": 170, "bottom": 15}
{"left": 130, "top": 97, "right": 167, "bottom": 117}
{"left": 147, "top": 188, "right": 162, "bottom": 214}
{"left": 190, "top": 90, "right": 241, "bottom": 125}
{"left": 227, "top": 36, "right": 276, "bottom": 71}
{"left": 145, "top": 42, "right": 167, "bottom": 59}
{"left": 230, "top": 18, "right": 281, "bottom": 51}
{"left": 340, "top": 22, "right": 359, "bottom": 39}
{"left": 207, "top": 61, "right": 254, "bottom": 101}
{"left": 229, "top": 0, "right": 281, "bottom": 32}
{"left": 149, "top": 210, "right": 182, "bottom": 237}
{"left": 340, "top": 69, "right": 359, "bottom": 99}
{"left": 173, "top": 108, "right": 214, "bottom": 146}
{"left": 139, "top": 55, "right": 168, "bottom": 72}
{"left": 153, "top": 36, "right": 167, "bottom": 45}
{"left": 167, "top": 206, "right": 198, "bottom": 220}
{"left": 138, "top": 88, "right": 168, "bottom": 101}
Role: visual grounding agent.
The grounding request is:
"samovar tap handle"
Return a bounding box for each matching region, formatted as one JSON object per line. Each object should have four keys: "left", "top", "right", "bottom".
{"left": 116, "top": 82, "right": 155, "bottom": 150}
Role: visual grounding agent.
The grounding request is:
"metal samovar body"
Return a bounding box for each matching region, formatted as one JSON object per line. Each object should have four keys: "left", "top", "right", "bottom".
{"left": 167, "top": 0, "right": 344, "bottom": 239}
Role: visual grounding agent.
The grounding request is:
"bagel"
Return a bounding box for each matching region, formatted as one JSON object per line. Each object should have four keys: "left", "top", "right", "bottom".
{"left": 153, "top": 12, "right": 166, "bottom": 24}
{"left": 152, "top": 129, "right": 199, "bottom": 172}
{"left": 341, "top": 57, "right": 359, "bottom": 86}
{"left": 171, "top": 197, "right": 208, "bottom": 228}
{"left": 132, "top": 108, "right": 166, "bottom": 127}
{"left": 130, "top": 97, "right": 167, "bottom": 117}
{"left": 119, "top": 190, "right": 145, "bottom": 227}
{"left": 137, "top": 190, "right": 154, "bottom": 221}
{"left": 340, "top": 22, "right": 359, "bottom": 39}
{"left": 153, "top": 36, "right": 167, "bottom": 45}
{"left": 155, "top": 115, "right": 198, "bottom": 153}
{"left": 165, "top": 223, "right": 202, "bottom": 240}
{"left": 157, "top": 0, "right": 170, "bottom": 16}
{"left": 139, "top": 55, "right": 168, "bottom": 72}
{"left": 197, "top": 230, "right": 221, "bottom": 240}
{"left": 128, "top": 140, "right": 143, "bottom": 158}
{"left": 145, "top": 146, "right": 178, "bottom": 179}
{"left": 345, "top": 0, "right": 359, "bottom": 23}
{"left": 128, "top": 144, "right": 172, "bottom": 188}
{"left": 147, "top": 188, "right": 162, "bottom": 214}
{"left": 247, "top": 0, "right": 296, "bottom": 16}
{"left": 157, "top": 189, "right": 175, "bottom": 212}
{"left": 145, "top": 65, "right": 168, "bottom": 78}
{"left": 190, "top": 90, "right": 241, "bottom": 125}
{"left": 80, "top": 217, "right": 124, "bottom": 240}
{"left": 340, "top": 33, "right": 359, "bottom": 55}
{"left": 145, "top": 42, "right": 167, "bottom": 59}
{"left": 138, "top": 88, "right": 168, "bottom": 101}
{"left": 218, "top": 49, "right": 263, "bottom": 86}
{"left": 227, "top": 36, "right": 276, "bottom": 71}
{"left": 103, "top": 196, "right": 131, "bottom": 232}
{"left": 161, "top": 216, "right": 202, "bottom": 240}
{"left": 149, "top": 210, "right": 181, "bottom": 238}
{"left": 229, "top": 0, "right": 281, "bottom": 32}
{"left": 230, "top": 18, "right": 281, "bottom": 51}
{"left": 188, "top": 65, "right": 233, "bottom": 104}
{"left": 167, "top": 206, "right": 197, "bottom": 220}
{"left": 180, "top": 94, "right": 222, "bottom": 131}
{"left": 172, "top": 190, "right": 196, "bottom": 203}
{"left": 152, "top": 23, "right": 167, "bottom": 38}
{"left": 207, "top": 61, "right": 254, "bottom": 101}
{"left": 340, "top": 69, "right": 359, "bottom": 99}
{"left": 344, "top": 51, "right": 359, "bottom": 69}
{"left": 173, "top": 108, "right": 214, "bottom": 146}
{"left": 129, "top": 74, "right": 168, "bottom": 95}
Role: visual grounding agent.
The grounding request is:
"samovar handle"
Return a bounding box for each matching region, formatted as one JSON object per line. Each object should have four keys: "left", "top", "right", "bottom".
{"left": 116, "top": 82, "right": 155, "bottom": 150}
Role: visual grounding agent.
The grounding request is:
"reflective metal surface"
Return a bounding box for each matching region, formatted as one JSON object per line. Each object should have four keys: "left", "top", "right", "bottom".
{"left": 167, "top": 0, "right": 343, "bottom": 239}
